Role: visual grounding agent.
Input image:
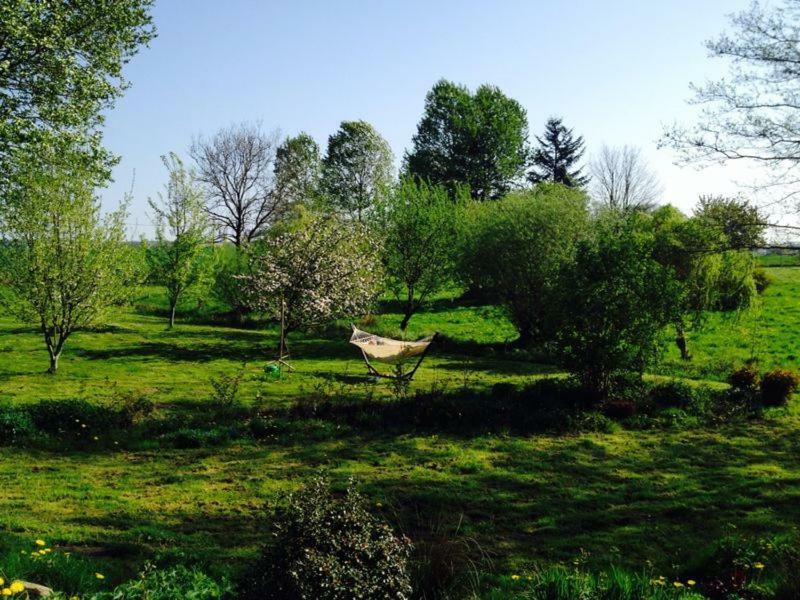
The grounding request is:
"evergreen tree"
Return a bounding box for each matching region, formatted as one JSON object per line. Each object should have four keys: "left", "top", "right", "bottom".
{"left": 528, "top": 117, "right": 588, "bottom": 187}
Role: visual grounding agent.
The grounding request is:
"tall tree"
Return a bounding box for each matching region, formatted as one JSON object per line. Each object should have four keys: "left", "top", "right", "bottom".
{"left": 405, "top": 80, "right": 529, "bottom": 200}
{"left": 190, "top": 123, "right": 282, "bottom": 247}
{"left": 528, "top": 117, "right": 588, "bottom": 187}
{"left": 661, "top": 0, "right": 800, "bottom": 204}
{"left": 590, "top": 145, "right": 661, "bottom": 212}
{"left": 0, "top": 0, "right": 155, "bottom": 182}
{"left": 375, "top": 178, "right": 461, "bottom": 330}
{"left": 0, "top": 147, "right": 137, "bottom": 373}
{"left": 274, "top": 133, "right": 322, "bottom": 208}
{"left": 321, "top": 120, "right": 394, "bottom": 221}
{"left": 147, "top": 153, "right": 211, "bottom": 328}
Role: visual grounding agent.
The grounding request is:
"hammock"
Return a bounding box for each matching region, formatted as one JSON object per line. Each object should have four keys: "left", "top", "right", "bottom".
{"left": 350, "top": 325, "right": 437, "bottom": 380}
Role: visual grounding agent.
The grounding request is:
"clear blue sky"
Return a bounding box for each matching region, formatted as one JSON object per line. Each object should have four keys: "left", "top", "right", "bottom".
{"left": 101, "top": 0, "right": 755, "bottom": 236}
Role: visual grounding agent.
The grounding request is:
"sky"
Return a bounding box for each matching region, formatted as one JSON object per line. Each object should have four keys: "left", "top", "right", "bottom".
{"left": 101, "top": 0, "right": 760, "bottom": 237}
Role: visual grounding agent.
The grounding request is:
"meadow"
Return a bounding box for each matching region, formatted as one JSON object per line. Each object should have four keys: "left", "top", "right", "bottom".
{"left": 0, "top": 263, "right": 798, "bottom": 596}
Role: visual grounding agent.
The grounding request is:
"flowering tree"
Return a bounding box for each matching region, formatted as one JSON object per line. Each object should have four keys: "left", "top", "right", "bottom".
{"left": 243, "top": 214, "right": 382, "bottom": 355}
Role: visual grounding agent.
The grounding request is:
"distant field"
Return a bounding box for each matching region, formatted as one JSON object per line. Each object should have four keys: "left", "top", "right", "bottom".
{"left": 0, "top": 267, "right": 798, "bottom": 586}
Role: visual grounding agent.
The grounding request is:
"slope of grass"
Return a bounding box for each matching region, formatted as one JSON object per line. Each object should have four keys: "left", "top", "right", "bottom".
{"left": 0, "top": 270, "right": 798, "bottom": 590}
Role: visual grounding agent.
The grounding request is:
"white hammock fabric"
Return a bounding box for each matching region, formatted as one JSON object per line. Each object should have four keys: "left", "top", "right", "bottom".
{"left": 350, "top": 326, "right": 434, "bottom": 364}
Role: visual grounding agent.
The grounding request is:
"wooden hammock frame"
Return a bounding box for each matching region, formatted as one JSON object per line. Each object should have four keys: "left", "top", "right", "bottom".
{"left": 351, "top": 325, "right": 438, "bottom": 382}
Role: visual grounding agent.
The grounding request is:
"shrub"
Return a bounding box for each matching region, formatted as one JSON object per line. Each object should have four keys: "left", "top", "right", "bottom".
{"left": 27, "top": 399, "right": 130, "bottom": 437}
{"left": 753, "top": 268, "right": 772, "bottom": 294}
{"left": 116, "top": 391, "right": 155, "bottom": 424}
{"left": 0, "top": 405, "right": 36, "bottom": 444}
{"left": 247, "top": 476, "right": 412, "bottom": 600}
{"left": 87, "top": 564, "right": 232, "bottom": 599}
{"left": 554, "top": 213, "right": 681, "bottom": 398}
{"left": 209, "top": 367, "right": 245, "bottom": 414}
{"left": 603, "top": 399, "right": 637, "bottom": 419}
{"left": 760, "top": 368, "right": 800, "bottom": 407}
{"left": 650, "top": 380, "right": 696, "bottom": 410}
{"left": 728, "top": 364, "right": 760, "bottom": 391}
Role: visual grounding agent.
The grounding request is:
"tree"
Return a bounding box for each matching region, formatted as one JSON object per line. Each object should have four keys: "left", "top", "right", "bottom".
{"left": 0, "top": 0, "right": 155, "bottom": 183}
{"left": 404, "top": 79, "right": 529, "bottom": 200}
{"left": 274, "top": 133, "right": 322, "bottom": 209}
{"left": 375, "top": 178, "right": 461, "bottom": 330}
{"left": 694, "top": 195, "right": 766, "bottom": 250}
{"left": 321, "top": 121, "right": 394, "bottom": 221}
{"left": 661, "top": 0, "right": 800, "bottom": 204}
{"left": 190, "top": 123, "right": 282, "bottom": 248}
{"left": 0, "top": 148, "right": 137, "bottom": 373}
{"left": 589, "top": 145, "right": 661, "bottom": 212}
{"left": 146, "top": 153, "right": 211, "bottom": 328}
{"left": 554, "top": 213, "right": 681, "bottom": 397}
{"left": 242, "top": 213, "right": 382, "bottom": 357}
{"left": 457, "top": 184, "right": 590, "bottom": 345}
{"left": 528, "top": 117, "right": 588, "bottom": 187}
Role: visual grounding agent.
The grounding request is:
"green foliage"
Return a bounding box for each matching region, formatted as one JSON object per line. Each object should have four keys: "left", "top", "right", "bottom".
{"left": 485, "top": 565, "right": 702, "bottom": 599}
{"left": 211, "top": 244, "right": 254, "bottom": 323}
{"left": 146, "top": 153, "right": 212, "bottom": 328}
{"left": 760, "top": 368, "right": 800, "bottom": 407}
{"left": 275, "top": 133, "right": 322, "bottom": 208}
{"left": 405, "top": 79, "right": 529, "bottom": 199}
{"left": 554, "top": 213, "right": 682, "bottom": 397}
{"left": 753, "top": 268, "right": 772, "bottom": 294}
{"left": 86, "top": 564, "right": 232, "bottom": 599}
{"left": 375, "top": 177, "right": 462, "bottom": 329}
{"left": 694, "top": 195, "right": 766, "bottom": 250}
{"left": 248, "top": 476, "right": 412, "bottom": 600}
{"left": 457, "top": 184, "right": 590, "bottom": 344}
{"left": 0, "top": 146, "right": 139, "bottom": 372}
{"left": 321, "top": 120, "right": 394, "bottom": 221}
{"left": 729, "top": 364, "right": 760, "bottom": 392}
{"left": 0, "top": 404, "right": 35, "bottom": 444}
{"left": 528, "top": 117, "right": 589, "bottom": 187}
{"left": 27, "top": 398, "right": 130, "bottom": 438}
{"left": 649, "top": 380, "right": 696, "bottom": 410}
{"left": 0, "top": 0, "right": 155, "bottom": 180}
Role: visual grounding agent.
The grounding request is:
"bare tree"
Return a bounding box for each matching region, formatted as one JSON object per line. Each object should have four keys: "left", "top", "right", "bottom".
{"left": 589, "top": 145, "right": 661, "bottom": 212}
{"left": 190, "top": 123, "right": 281, "bottom": 247}
{"left": 661, "top": 0, "right": 800, "bottom": 207}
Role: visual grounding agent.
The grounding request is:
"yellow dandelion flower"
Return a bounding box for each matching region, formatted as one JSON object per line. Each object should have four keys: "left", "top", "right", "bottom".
{"left": 511, "top": 574, "right": 520, "bottom": 581}
{"left": 674, "top": 581, "right": 684, "bottom": 588}
{"left": 95, "top": 573, "right": 105, "bottom": 580}
{"left": 34, "top": 540, "right": 45, "bottom": 547}
{"left": 754, "top": 562, "right": 765, "bottom": 570}
{"left": 9, "top": 582, "right": 24, "bottom": 593}
{"left": 2, "top": 588, "right": 11, "bottom": 596}
{"left": 688, "top": 579, "right": 696, "bottom": 586}
{"left": 0, "top": 579, "right": 4, "bottom": 586}
{"left": 30, "top": 551, "right": 39, "bottom": 557}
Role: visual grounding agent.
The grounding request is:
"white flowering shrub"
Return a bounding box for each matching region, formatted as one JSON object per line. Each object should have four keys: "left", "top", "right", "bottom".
{"left": 242, "top": 214, "right": 382, "bottom": 333}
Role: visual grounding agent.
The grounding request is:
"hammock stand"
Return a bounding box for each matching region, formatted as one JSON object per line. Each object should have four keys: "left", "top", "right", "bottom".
{"left": 350, "top": 325, "right": 438, "bottom": 382}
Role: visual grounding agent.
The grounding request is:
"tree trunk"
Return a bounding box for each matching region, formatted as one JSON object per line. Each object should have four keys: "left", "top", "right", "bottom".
{"left": 48, "top": 351, "right": 60, "bottom": 374}
{"left": 169, "top": 303, "right": 176, "bottom": 329}
{"left": 675, "top": 320, "right": 690, "bottom": 361}
{"left": 400, "top": 289, "right": 415, "bottom": 331}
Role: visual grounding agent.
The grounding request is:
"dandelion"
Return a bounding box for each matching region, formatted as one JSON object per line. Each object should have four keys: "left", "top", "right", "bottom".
{"left": 0, "top": 579, "right": 4, "bottom": 586}
{"left": 754, "top": 562, "right": 765, "bottom": 570}
{"left": 674, "top": 581, "right": 684, "bottom": 588}
{"left": 35, "top": 540, "right": 45, "bottom": 547}
{"left": 9, "top": 582, "right": 24, "bottom": 593}
{"left": 511, "top": 574, "right": 520, "bottom": 581}
{"left": 2, "top": 588, "right": 10, "bottom": 596}
{"left": 688, "top": 579, "right": 696, "bottom": 586}
{"left": 95, "top": 573, "right": 105, "bottom": 580}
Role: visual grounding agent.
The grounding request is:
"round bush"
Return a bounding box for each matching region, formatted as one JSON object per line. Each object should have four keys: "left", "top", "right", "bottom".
{"left": 728, "top": 364, "right": 759, "bottom": 391}
{"left": 649, "top": 380, "right": 695, "bottom": 410}
{"left": 248, "top": 477, "right": 412, "bottom": 600}
{"left": 760, "top": 368, "right": 800, "bottom": 407}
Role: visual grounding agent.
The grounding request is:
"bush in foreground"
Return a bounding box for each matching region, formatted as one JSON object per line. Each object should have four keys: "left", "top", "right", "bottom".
{"left": 760, "top": 369, "right": 800, "bottom": 407}
{"left": 245, "top": 476, "right": 412, "bottom": 600}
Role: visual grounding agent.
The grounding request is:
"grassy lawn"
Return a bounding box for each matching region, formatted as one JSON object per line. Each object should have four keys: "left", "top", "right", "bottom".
{"left": 0, "top": 269, "right": 798, "bottom": 587}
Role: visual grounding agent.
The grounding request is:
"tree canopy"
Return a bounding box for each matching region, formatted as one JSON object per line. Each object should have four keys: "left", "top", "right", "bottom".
{"left": 405, "top": 79, "right": 529, "bottom": 200}
{"left": 528, "top": 117, "right": 588, "bottom": 187}
{"left": 322, "top": 120, "right": 394, "bottom": 221}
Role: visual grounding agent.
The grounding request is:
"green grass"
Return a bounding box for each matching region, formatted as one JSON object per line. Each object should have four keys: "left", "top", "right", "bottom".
{"left": 0, "top": 271, "right": 799, "bottom": 592}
